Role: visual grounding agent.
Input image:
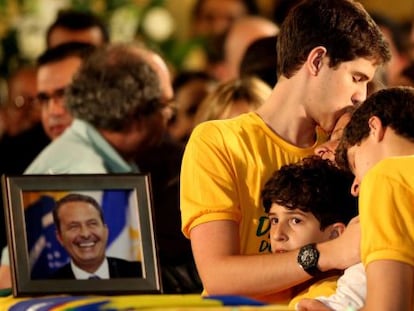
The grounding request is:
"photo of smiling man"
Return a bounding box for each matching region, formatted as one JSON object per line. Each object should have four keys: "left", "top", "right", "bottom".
{"left": 51, "top": 193, "right": 142, "bottom": 280}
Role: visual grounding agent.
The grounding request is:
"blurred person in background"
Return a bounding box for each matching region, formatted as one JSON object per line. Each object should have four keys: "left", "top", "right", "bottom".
{"left": 191, "top": 0, "right": 259, "bottom": 38}
{"left": 240, "top": 35, "right": 278, "bottom": 88}
{"left": 371, "top": 12, "right": 411, "bottom": 87}
{"left": 190, "top": 0, "right": 260, "bottom": 81}
{"left": 25, "top": 44, "right": 166, "bottom": 174}
{"left": 168, "top": 71, "right": 216, "bottom": 145}
{"left": 46, "top": 9, "right": 109, "bottom": 48}
{"left": 36, "top": 42, "right": 96, "bottom": 141}
{"left": 193, "top": 76, "right": 270, "bottom": 125}
{"left": 221, "top": 16, "right": 279, "bottom": 82}
{"left": 0, "top": 66, "right": 49, "bottom": 262}
{"left": 0, "top": 42, "right": 96, "bottom": 289}
{"left": 0, "top": 67, "right": 40, "bottom": 138}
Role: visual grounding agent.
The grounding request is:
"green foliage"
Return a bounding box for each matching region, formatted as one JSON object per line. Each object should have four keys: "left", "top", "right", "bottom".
{"left": 0, "top": 0, "right": 204, "bottom": 78}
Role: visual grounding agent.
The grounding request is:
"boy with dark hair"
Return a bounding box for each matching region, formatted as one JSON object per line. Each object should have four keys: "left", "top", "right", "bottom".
{"left": 181, "top": 0, "right": 390, "bottom": 302}
{"left": 262, "top": 156, "right": 357, "bottom": 307}
{"left": 331, "top": 86, "right": 414, "bottom": 310}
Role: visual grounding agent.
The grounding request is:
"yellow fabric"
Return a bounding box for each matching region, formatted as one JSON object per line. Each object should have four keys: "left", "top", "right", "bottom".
{"left": 181, "top": 112, "right": 322, "bottom": 256}
{"left": 0, "top": 295, "right": 27, "bottom": 309}
{"left": 0, "top": 294, "right": 294, "bottom": 310}
{"left": 359, "top": 156, "right": 414, "bottom": 267}
{"left": 50, "top": 297, "right": 106, "bottom": 310}
{"left": 288, "top": 276, "right": 338, "bottom": 309}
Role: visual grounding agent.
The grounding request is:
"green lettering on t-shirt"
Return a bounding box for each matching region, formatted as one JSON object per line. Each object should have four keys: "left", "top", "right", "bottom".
{"left": 256, "top": 215, "right": 270, "bottom": 237}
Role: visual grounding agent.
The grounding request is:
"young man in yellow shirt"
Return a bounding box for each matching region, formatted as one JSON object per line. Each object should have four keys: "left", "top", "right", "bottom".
{"left": 181, "top": 0, "right": 390, "bottom": 302}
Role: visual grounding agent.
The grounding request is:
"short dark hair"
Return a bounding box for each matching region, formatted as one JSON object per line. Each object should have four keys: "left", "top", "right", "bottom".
{"left": 336, "top": 86, "right": 414, "bottom": 171}
{"left": 37, "top": 42, "right": 97, "bottom": 67}
{"left": 277, "top": 0, "right": 391, "bottom": 78}
{"left": 53, "top": 193, "right": 105, "bottom": 232}
{"left": 46, "top": 9, "right": 109, "bottom": 47}
{"left": 240, "top": 35, "right": 278, "bottom": 87}
{"left": 65, "top": 44, "right": 162, "bottom": 131}
{"left": 262, "top": 156, "right": 357, "bottom": 230}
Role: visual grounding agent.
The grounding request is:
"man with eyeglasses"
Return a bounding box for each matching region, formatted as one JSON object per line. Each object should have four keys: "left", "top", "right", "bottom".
{"left": 35, "top": 42, "right": 96, "bottom": 140}
{"left": 25, "top": 43, "right": 170, "bottom": 175}
{"left": 0, "top": 43, "right": 97, "bottom": 289}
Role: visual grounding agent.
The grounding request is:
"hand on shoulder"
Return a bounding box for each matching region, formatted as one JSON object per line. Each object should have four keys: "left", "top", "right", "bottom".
{"left": 318, "top": 216, "right": 360, "bottom": 271}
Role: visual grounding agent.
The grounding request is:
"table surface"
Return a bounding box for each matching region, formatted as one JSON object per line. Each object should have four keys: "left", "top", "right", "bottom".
{"left": 0, "top": 291, "right": 294, "bottom": 310}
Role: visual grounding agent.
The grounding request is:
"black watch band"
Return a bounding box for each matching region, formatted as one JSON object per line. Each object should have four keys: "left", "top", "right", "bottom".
{"left": 297, "top": 243, "right": 322, "bottom": 277}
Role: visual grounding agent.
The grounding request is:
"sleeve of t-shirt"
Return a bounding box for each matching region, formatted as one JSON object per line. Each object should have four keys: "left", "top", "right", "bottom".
{"left": 180, "top": 122, "right": 241, "bottom": 238}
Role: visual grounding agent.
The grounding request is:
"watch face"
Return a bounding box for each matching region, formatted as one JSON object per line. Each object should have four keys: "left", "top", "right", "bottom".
{"left": 299, "top": 246, "right": 317, "bottom": 267}
{"left": 298, "top": 244, "right": 321, "bottom": 276}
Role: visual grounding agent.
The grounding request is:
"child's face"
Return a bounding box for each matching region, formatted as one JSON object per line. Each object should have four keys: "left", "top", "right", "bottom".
{"left": 268, "top": 203, "right": 334, "bottom": 253}
{"left": 346, "top": 136, "right": 383, "bottom": 196}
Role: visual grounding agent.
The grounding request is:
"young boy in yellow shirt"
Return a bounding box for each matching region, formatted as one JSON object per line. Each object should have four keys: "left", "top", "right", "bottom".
{"left": 261, "top": 155, "right": 358, "bottom": 307}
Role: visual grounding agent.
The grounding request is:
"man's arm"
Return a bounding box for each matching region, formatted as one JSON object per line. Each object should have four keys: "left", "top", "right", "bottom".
{"left": 190, "top": 217, "right": 360, "bottom": 297}
{"left": 361, "top": 260, "right": 413, "bottom": 311}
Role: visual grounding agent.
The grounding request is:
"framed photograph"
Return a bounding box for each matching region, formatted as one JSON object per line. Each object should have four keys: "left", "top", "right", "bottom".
{"left": 1, "top": 174, "right": 162, "bottom": 297}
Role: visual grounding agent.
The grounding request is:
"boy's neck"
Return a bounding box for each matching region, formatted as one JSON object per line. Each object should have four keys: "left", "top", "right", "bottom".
{"left": 256, "top": 77, "right": 318, "bottom": 148}
{"left": 382, "top": 127, "right": 414, "bottom": 158}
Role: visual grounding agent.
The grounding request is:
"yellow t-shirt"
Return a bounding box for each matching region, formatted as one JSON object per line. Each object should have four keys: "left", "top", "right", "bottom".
{"left": 359, "top": 156, "right": 414, "bottom": 267}
{"left": 288, "top": 276, "right": 338, "bottom": 309}
{"left": 181, "top": 112, "right": 322, "bottom": 256}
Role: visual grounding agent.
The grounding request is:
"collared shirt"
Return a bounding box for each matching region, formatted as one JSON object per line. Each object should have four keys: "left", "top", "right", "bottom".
{"left": 71, "top": 257, "right": 110, "bottom": 280}
{"left": 25, "top": 119, "right": 139, "bottom": 174}
{"left": 0, "top": 120, "right": 140, "bottom": 266}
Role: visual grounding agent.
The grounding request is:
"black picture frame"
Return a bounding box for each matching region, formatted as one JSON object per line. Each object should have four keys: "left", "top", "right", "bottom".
{"left": 1, "top": 174, "right": 162, "bottom": 297}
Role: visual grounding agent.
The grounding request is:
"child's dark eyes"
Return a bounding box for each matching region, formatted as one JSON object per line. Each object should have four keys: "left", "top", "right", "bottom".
{"left": 269, "top": 217, "right": 278, "bottom": 225}
{"left": 269, "top": 217, "right": 303, "bottom": 225}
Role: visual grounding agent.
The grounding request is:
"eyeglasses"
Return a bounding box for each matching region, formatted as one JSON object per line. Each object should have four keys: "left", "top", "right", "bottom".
{"left": 35, "top": 87, "right": 67, "bottom": 106}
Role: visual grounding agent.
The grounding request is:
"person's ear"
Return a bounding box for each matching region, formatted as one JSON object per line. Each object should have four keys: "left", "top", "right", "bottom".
{"left": 368, "top": 116, "right": 385, "bottom": 141}
{"left": 328, "top": 222, "right": 346, "bottom": 240}
{"left": 307, "top": 46, "right": 327, "bottom": 76}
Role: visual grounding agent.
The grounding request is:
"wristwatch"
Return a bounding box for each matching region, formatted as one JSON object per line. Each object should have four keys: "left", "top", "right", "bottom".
{"left": 297, "top": 243, "right": 321, "bottom": 277}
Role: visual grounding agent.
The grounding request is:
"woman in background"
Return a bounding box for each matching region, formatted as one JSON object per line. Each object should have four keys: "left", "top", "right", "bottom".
{"left": 194, "top": 76, "right": 271, "bottom": 125}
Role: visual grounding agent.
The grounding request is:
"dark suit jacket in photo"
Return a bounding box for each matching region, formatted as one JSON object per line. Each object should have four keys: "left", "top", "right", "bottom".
{"left": 51, "top": 257, "right": 142, "bottom": 279}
